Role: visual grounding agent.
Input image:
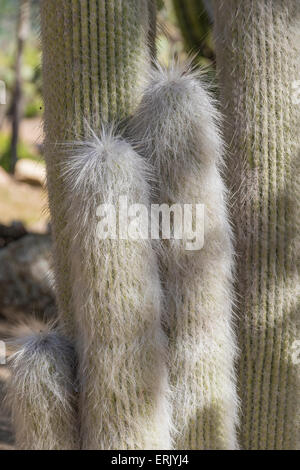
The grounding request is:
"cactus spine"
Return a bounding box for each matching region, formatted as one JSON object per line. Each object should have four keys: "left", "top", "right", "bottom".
{"left": 213, "top": 0, "right": 300, "bottom": 449}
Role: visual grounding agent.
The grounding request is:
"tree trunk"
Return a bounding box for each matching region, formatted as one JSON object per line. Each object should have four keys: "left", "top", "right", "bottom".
{"left": 10, "top": 0, "right": 30, "bottom": 174}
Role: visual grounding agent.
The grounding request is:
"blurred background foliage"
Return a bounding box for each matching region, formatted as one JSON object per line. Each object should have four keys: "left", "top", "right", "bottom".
{"left": 0, "top": 0, "right": 42, "bottom": 175}
{"left": 0, "top": 0, "right": 42, "bottom": 120}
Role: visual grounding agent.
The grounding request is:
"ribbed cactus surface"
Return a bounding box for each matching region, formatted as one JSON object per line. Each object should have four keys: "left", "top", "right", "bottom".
{"left": 38, "top": 0, "right": 167, "bottom": 450}
{"left": 9, "top": 0, "right": 300, "bottom": 451}
{"left": 213, "top": 0, "right": 300, "bottom": 449}
{"left": 41, "top": 0, "right": 152, "bottom": 338}
{"left": 130, "top": 64, "right": 239, "bottom": 449}
{"left": 61, "top": 128, "right": 171, "bottom": 449}
{"left": 8, "top": 329, "right": 78, "bottom": 450}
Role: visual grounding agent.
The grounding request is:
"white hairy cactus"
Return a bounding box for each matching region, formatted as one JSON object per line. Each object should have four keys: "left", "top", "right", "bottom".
{"left": 7, "top": 326, "right": 79, "bottom": 450}
{"left": 130, "top": 62, "right": 239, "bottom": 449}
{"left": 61, "top": 126, "right": 171, "bottom": 449}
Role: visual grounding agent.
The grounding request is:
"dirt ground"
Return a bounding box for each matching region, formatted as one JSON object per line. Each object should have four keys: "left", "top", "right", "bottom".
{"left": 2, "top": 117, "right": 43, "bottom": 149}
{"left": 0, "top": 166, "right": 48, "bottom": 232}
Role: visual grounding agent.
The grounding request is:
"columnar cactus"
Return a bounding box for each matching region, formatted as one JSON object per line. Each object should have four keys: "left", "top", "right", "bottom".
{"left": 8, "top": 0, "right": 238, "bottom": 449}
{"left": 41, "top": 0, "right": 152, "bottom": 339}
{"left": 7, "top": 0, "right": 171, "bottom": 450}
{"left": 8, "top": 0, "right": 299, "bottom": 452}
{"left": 61, "top": 127, "right": 171, "bottom": 449}
{"left": 130, "top": 63, "right": 239, "bottom": 449}
{"left": 7, "top": 328, "right": 78, "bottom": 450}
{"left": 40, "top": 0, "right": 171, "bottom": 451}
{"left": 213, "top": 0, "right": 300, "bottom": 449}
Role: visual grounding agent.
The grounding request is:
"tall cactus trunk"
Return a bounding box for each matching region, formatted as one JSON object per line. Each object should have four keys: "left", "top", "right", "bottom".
{"left": 213, "top": 0, "right": 300, "bottom": 449}
{"left": 130, "top": 64, "right": 239, "bottom": 450}
{"left": 61, "top": 127, "right": 171, "bottom": 449}
{"left": 29, "top": 0, "right": 171, "bottom": 450}
{"left": 7, "top": 328, "right": 79, "bottom": 450}
{"left": 41, "top": 0, "right": 152, "bottom": 339}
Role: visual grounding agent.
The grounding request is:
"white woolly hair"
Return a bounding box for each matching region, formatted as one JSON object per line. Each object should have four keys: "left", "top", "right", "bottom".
{"left": 129, "top": 60, "right": 225, "bottom": 198}
{"left": 129, "top": 61, "right": 239, "bottom": 450}
{"left": 61, "top": 125, "right": 172, "bottom": 450}
{"left": 6, "top": 324, "right": 79, "bottom": 450}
